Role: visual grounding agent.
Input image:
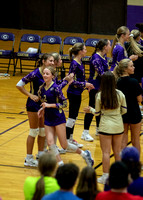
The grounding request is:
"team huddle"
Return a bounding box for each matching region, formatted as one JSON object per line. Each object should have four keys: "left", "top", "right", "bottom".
{"left": 16, "top": 25, "right": 143, "bottom": 186}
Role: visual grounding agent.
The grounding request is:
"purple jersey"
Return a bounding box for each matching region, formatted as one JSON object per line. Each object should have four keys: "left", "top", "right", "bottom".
{"left": 22, "top": 67, "right": 44, "bottom": 95}
{"left": 39, "top": 81, "right": 67, "bottom": 126}
{"left": 67, "top": 59, "right": 86, "bottom": 95}
{"left": 111, "top": 43, "right": 128, "bottom": 71}
{"left": 54, "top": 76, "right": 68, "bottom": 90}
{"left": 22, "top": 68, "right": 68, "bottom": 112}
{"left": 22, "top": 67, "right": 44, "bottom": 112}
{"left": 88, "top": 53, "right": 109, "bottom": 90}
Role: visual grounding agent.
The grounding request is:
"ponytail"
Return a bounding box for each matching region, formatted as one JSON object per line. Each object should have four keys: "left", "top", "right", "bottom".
{"left": 69, "top": 43, "right": 84, "bottom": 61}
{"left": 32, "top": 176, "right": 45, "bottom": 200}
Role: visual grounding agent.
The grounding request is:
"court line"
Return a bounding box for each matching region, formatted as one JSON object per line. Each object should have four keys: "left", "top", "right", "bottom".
{"left": 0, "top": 119, "right": 28, "bottom": 135}
{"left": 94, "top": 132, "right": 143, "bottom": 171}
{"left": 0, "top": 164, "right": 37, "bottom": 170}
{"left": 0, "top": 111, "right": 27, "bottom": 115}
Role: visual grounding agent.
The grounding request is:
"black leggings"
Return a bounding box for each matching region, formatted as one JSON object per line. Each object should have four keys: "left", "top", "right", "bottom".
{"left": 66, "top": 92, "right": 81, "bottom": 139}
{"left": 84, "top": 89, "right": 100, "bottom": 130}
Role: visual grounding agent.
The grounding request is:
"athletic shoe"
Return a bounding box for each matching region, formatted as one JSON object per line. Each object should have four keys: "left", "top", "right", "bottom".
{"left": 24, "top": 156, "right": 38, "bottom": 167}
{"left": 58, "top": 147, "right": 67, "bottom": 154}
{"left": 95, "top": 127, "right": 99, "bottom": 136}
{"left": 36, "top": 154, "right": 40, "bottom": 160}
{"left": 36, "top": 152, "right": 45, "bottom": 160}
{"left": 58, "top": 146, "right": 76, "bottom": 153}
{"left": 69, "top": 139, "right": 83, "bottom": 148}
{"left": 97, "top": 174, "right": 109, "bottom": 184}
{"left": 81, "top": 131, "right": 94, "bottom": 142}
{"left": 83, "top": 150, "right": 94, "bottom": 167}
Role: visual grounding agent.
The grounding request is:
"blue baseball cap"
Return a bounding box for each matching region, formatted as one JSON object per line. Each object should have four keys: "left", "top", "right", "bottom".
{"left": 121, "top": 147, "right": 140, "bottom": 162}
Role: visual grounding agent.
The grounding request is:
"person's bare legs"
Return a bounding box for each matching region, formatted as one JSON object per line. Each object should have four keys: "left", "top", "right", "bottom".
{"left": 121, "top": 123, "right": 129, "bottom": 150}
{"left": 45, "top": 125, "right": 63, "bottom": 162}
{"left": 56, "top": 123, "right": 83, "bottom": 154}
{"left": 99, "top": 134, "right": 112, "bottom": 173}
{"left": 112, "top": 134, "right": 123, "bottom": 161}
{"left": 130, "top": 122, "right": 141, "bottom": 153}
{"left": 37, "top": 116, "right": 45, "bottom": 151}
{"left": 27, "top": 112, "right": 38, "bottom": 154}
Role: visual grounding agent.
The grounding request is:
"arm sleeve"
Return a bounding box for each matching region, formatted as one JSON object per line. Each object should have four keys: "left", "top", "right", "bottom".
{"left": 69, "top": 62, "right": 86, "bottom": 88}
{"left": 16, "top": 80, "right": 26, "bottom": 86}
{"left": 56, "top": 79, "right": 68, "bottom": 90}
{"left": 92, "top": 59, "right": 104, "bottom": 76}
{"left": 134, "top": 80, "right": 143, "bottom": 96}
{"left": 120, "top": 92, "right": 127, "bottom": 115}
{"left": 22, "top": 70, "right": 37, "bottom": 84}
{"left": 55, "top": 87, "right": 67, "bottom": 109}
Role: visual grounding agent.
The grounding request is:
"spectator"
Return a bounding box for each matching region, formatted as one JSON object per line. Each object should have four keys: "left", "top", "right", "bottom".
{"left": 24, "top": 152, "right": 59, "bottom": 200}
{"left": 42, "top": 163, "right": 82, "bottom": 200}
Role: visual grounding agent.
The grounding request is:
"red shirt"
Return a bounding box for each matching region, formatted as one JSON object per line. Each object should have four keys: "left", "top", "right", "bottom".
{"left": 95, "top": 191, "right": 143, "bottom": 200}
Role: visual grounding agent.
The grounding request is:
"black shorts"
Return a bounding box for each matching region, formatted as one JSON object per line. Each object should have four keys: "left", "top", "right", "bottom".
{"left": 99, "top": 132, "right": 123, "bottom": 136}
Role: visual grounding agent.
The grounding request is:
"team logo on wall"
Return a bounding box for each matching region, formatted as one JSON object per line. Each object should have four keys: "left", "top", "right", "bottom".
{"left": 91, "top": 40, "right": 97, "bottom": 46}
{"left": 70, "top": 39, "right": 77, "bottom": 44}
{"left": 1, "top": 34, "right": 9, "bottom": 40}
{"left": 27, "top": 36, "right": 35, "bottom": 42}
{"left": 48, "top": 37, "right": 56, "bottom": 43}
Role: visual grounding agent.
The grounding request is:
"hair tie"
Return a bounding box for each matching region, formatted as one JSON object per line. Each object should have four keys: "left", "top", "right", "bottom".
{"left": 130, "top": 33, "right": 134, "bottom": 37}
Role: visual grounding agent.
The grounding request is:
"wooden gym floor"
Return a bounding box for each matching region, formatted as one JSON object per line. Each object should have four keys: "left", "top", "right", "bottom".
{"left": 0, "top": 28, "right": 143, "bottom": 200}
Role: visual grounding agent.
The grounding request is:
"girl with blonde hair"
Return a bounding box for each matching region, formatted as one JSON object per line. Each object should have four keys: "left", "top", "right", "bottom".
{"left": 110, "top": 26, "right": 138, "bottom": 71}
{"left": 114, "top": 58, "right": 143, "bottom": 153}
{"left": 125, "top": 29, "right": 143, "bottom": 84}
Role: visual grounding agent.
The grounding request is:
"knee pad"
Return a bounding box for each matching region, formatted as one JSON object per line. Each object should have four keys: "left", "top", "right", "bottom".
{"left": 38, "top": 128, "right": 45, "bottom": 137}
{"left": 29, "top": 128, "right": 39, "bottom": 138}
{"left": 66, "top": 118, "right": 76, "bottom": 128}
{"left": 49, "top": 144, "right": 59, "bottom": 156}
{"left": 67, "top": 142, "right": 78, "bottom": 152}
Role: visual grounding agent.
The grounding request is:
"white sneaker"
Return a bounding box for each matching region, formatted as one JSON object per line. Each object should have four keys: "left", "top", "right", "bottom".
{"left": 95, "top": 127, "right": 99, "bottom": 136}
{"left": 24, "top": 156, "right": 38, "bottom": 167}
{"left": 83, "top": 150, "right": 94, "bottom": 167}
{"left": 69, "top": 139, "right": 83, "bottom": 148}
{"left": 58, "top": 148, "right": 67, "bottom": 154}
{"left": 97, "top": 173, "right": 109, "bottom": 184}
{"left": 81, "top": 131, "right": 94, "bottom": 142}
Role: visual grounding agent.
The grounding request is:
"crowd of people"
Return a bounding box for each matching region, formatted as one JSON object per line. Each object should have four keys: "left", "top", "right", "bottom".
{"left": 15, "top": 23, "right": 143, "bottom": 199}
{"left": 23, "top": 147, "right": 143, "bottom": 200}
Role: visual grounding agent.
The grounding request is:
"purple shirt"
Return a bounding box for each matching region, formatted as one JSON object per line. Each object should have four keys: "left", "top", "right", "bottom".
{"left": 111, "top": 43, "right": 128, "bottom": 71}
{"left": 88, "top": 53, "right": 109, "bottom": 90}
{"left": 67, "top": 59, "right": 86, "bottom": 95}
{"left": 54, "top": 76, "right": 68, "bottom": 90}
{"left": 39, "top": 81, "right": 67, "bottom": 126}
{"left": 22, "top": 68, "right": 68, "bottom": 112}
{"left": 22, "top": 67, "right": 44, "bottom": 95}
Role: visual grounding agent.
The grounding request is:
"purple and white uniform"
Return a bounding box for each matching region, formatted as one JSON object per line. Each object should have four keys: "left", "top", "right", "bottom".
{"left": 88, "top": 53, "right": 108, "bottom": 90}
{"left": 22, "top": 67, "right": 44, "bottom": 112}
{"left": 40, "top": 81, "right": 67, "bottom": 126}
{"left": 111, "top": 43, "right": 128, "bottom": 71}
{"left": 22, "top": 68, "right": 68, "bottom": 112}
{"left": 67, "top": 59, "right": 86, "bottom": 95}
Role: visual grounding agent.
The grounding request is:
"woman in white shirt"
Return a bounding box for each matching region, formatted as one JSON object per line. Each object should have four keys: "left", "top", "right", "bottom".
{"left": 84, "top": 71, "right": 127, "bottom": 184}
